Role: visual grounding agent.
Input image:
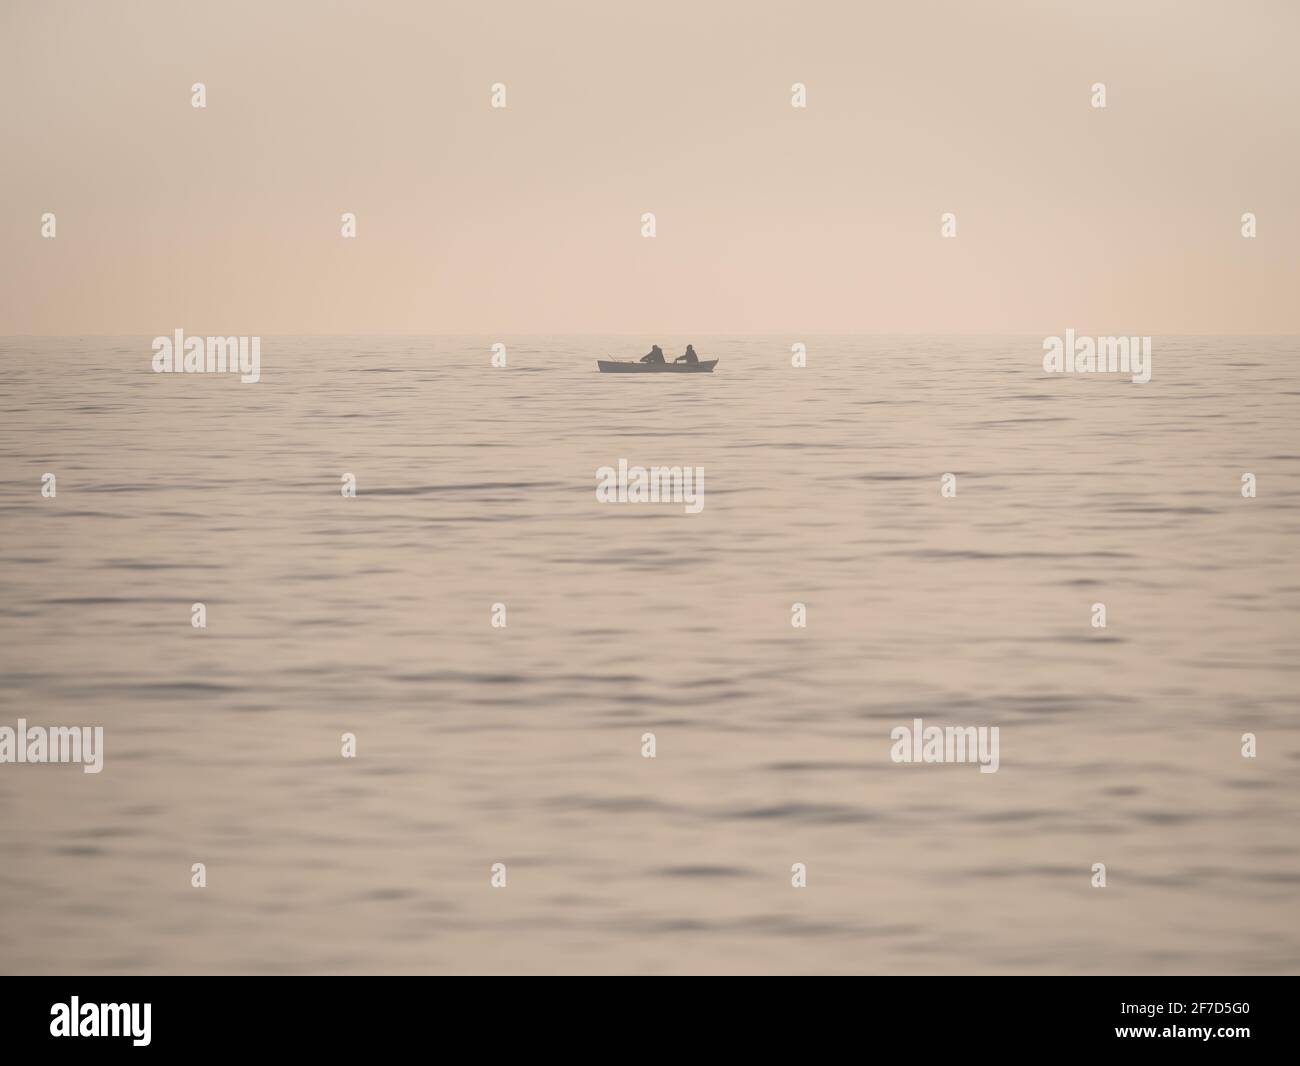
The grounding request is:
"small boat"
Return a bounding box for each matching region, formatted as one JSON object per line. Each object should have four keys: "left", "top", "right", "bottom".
{"left": 597, "top": 359, "right": 718, "bottom": 373}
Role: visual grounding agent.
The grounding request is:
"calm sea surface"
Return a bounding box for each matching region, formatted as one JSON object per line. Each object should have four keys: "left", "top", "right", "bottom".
{"left": 1, "top": 335, "right": 1297, "bottom": 974}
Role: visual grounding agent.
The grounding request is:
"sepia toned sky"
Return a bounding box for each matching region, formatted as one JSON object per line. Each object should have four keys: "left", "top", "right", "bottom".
{"left": 2, "top": 0, "right": 1297, "bottom": 335}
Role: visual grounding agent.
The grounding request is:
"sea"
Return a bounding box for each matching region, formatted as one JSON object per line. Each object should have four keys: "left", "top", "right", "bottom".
{"left": 1, "top": 334, "right": 1297, "bottom": 974}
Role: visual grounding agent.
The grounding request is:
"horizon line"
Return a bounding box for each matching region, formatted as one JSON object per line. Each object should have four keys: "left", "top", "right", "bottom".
{"left": 4, "top": 331, "right": 1299, "bottom": 340}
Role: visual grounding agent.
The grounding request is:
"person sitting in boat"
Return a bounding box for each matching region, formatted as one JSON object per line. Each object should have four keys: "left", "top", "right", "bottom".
{"left": 639, "top": 345, "right": 666, "bottom": 364}
{"left": 674, "top": 344, "right": 699, "bottom": 364}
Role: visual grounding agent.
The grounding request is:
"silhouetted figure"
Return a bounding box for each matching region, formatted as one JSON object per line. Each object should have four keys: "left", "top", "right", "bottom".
{"left": 675, "top": 344, "right": 699, "bottom": 364}
{"left": 639, "top": 345, "right": 666, "bottom": 365}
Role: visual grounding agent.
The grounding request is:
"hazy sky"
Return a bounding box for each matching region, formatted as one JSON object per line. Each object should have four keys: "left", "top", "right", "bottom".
{"left": 2, "top": 0, "right": 1297, "bottom": 334}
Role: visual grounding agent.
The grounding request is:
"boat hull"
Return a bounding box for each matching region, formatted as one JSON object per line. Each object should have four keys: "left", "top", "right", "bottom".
{"left": 598, "top": 359, "right": 717, "bottom": 373}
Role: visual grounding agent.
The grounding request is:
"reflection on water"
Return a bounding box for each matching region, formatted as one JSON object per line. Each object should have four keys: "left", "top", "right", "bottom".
{"left": 0, "top": 336, "right": 1297, "bottom": 974}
